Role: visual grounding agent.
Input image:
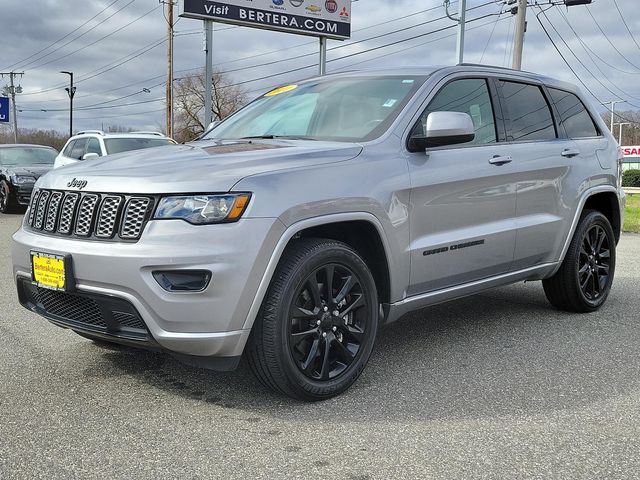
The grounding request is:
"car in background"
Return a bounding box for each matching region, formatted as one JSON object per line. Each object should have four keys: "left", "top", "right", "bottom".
{"left": 53, "top": 130, "right": 176, "bottom": 169}
{"left": 0, "top": 144, "right": 57, "bottom": 213}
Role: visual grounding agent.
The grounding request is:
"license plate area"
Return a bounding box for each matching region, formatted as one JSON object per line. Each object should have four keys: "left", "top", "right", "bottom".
{"left": 30, "top": 251, "right": 75, "bottom": 292}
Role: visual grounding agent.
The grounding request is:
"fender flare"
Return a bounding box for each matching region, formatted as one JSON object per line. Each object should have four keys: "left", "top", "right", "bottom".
{"left": 550, "top": 185, "right": 621, "bottom": 277}
{"left": 241, "top": 212, "right": 393, "bottom": 331}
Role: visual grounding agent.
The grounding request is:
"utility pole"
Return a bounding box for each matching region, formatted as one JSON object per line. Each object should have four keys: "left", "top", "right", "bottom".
{"left": 161, "top": 0, "right": 175, "bottom": 138}
{"left": 204, "top": 20, "right": 213, "bottom": 128}
{"left": 445, "top": 0, "right": 466, "bottom": 64}
{"left": 60, "top": 71, "right": 76, "bottom": 138}
{"left": 1, "top": 71, "right": 23, "bottom": 143}
{"left": 615, "top": 122, "right": 630, "bottom": 145}
{"left": 319, "top": 37, "right": 327, "bottom": 75}
{"left": 512, "top": 0, "right": 527, "bottom": 70}
{"left": 605, "top": 100, "right": 624, "bottom": 133}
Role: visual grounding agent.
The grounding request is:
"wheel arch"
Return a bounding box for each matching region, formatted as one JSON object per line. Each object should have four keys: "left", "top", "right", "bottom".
{"left": 241, "top": 213, "right": 393, "bottom": 331}
{"left": 552, "top": 186, "right": 622, "bottom": 276}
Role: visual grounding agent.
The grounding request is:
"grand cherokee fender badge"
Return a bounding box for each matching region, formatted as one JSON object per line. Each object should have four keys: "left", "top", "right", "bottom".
{"left": 67, "top": 178, "right": 88, "bottom": 190}
{"left": 423, "top": 239, "right": 485, "bottom": 256}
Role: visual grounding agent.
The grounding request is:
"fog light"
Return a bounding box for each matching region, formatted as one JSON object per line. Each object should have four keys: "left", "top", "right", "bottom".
{"left": 153, "top": 270, "right": 212, "bottom": 292}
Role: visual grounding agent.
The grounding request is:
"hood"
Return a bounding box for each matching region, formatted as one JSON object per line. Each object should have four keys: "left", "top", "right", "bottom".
{"left": 36, "top": 139, "right": 363, "bottom": 194}
{"left": 5, "top": 165, "right": 52, "bottom": 179}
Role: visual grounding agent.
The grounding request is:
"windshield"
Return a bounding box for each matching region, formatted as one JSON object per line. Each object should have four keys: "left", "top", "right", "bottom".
{"left": 204, "top": 75, "right": 426, "bottom": 142}
{"left": 104, "top": 138, "right": 174, "bottom": 155}
{"left": 0, "top": 147, "right": 57, "bottom": 165}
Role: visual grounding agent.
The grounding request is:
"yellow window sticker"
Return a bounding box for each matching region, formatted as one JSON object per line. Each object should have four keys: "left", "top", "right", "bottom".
{"left": 264, "top": 84, "right": 298, "bottom": 97}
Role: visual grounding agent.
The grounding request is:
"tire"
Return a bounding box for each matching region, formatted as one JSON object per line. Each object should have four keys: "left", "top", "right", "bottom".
{"left": 543, "top": 209, "right": 616, "bottom": 312}
{"left": 0, "top": 180, "right": 18, "bottom": 214}
{"left": 246, "top": 238, "right": 379, "bottom": 401}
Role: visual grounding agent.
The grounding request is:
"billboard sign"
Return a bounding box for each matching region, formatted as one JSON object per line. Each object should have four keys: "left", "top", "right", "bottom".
{"left": 622, "top": 146, "right": 640, "bottom": 160}
{"left": 180, "top": 0, "right": 351, "bottom": 40}
{"left": 0, "top": 97, "right": 8, "bottom": 124}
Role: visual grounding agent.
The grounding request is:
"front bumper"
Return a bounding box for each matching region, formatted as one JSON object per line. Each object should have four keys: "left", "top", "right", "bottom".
{"left": 14, "top": 184, "right": 35, "bottom": 206}
{"left": 13, "top": 216, "right": 286, "bottom": 363}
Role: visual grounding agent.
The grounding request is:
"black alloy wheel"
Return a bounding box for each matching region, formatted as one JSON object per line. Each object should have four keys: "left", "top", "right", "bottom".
{"left": 578, "top": 224, "right": 611, "bottom": 301}
{"left": 288, "top": 263, "right": 368, "bottom": 381}
{"left": 0, "top": 180, "right": 16, "bottom": 214}
{"left": 543, "top": 210, "right": 616, "bottom": 312}
{"left": 247, "top": 238, "right": 378, "bottom": 401}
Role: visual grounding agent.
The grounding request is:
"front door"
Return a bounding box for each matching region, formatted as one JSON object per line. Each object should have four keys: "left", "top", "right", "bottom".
{"left": 406, "top": 77, "right": 518, "bottom": 296}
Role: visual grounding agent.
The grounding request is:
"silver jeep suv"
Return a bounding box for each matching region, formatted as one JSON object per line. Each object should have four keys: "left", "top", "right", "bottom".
{"left": 12, "top": 65, "right": 625, "bottom": 400}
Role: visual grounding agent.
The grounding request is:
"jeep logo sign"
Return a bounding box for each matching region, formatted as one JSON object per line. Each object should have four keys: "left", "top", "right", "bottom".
{"left": 180, "top": 0, "right": 351, "bottom": 40}
{"left": 67, "top": 178, "right": 88, "bottom": 190}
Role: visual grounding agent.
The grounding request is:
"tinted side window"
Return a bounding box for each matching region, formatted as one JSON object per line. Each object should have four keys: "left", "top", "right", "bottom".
{"left": 548, "top": 88, "right": 599, "bottom": 139}
{"left": 413, "top": 78, "right": 497, "bottom": 145}
{"left": 86, "top": 138, "right": 102, "bottom": 156}
{"left": 498, "top": 81, "right": 556, "bottom": 142}
{"left": 62, "top": 140, "right": 76, "bottom": 157}
{"left": 70, "top": 138, "right": 88, "bottom": 160}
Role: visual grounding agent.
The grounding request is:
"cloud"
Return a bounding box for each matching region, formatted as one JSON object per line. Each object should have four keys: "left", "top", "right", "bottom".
{"left": 1, "top": 0, "right": 639, "bottom": 135}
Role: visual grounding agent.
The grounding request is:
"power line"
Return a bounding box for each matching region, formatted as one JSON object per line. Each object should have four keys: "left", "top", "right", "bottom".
{"left": 612, "top": 0, "right": 640, "bottom": 53}
{"left": 17, "top": 3, "right": 455, "bottom": 100}
{"left": 583, "top": 4, "right": 640, "bottom": 72}
{"left": 30, "top": 4, "right": 161, "bottom": 71}
{"left": 535, "top": 6, "right": 640, "bottom": 127}
{"left": 1, "top": 0, "right": 123, "bottom": 71}
{"left": 20, "top": 0, "right": 138, "bottom": 71}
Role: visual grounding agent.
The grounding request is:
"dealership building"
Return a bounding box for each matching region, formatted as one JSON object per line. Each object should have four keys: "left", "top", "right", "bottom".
{"left": 622, "top": 146, "right": 640, "bottom": 170}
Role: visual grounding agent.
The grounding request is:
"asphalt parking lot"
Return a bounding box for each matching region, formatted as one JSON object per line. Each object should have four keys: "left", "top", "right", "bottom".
{"left": 1, "top": 212, "right": 640, "bottom": 479}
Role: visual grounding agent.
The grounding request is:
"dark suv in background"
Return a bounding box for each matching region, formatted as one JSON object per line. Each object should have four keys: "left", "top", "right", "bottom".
{"left": 0, "top": 144, "right": 57, "bottom": 213}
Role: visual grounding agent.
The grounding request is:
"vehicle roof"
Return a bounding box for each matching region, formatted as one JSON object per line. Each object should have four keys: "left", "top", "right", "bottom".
{"left": 305, "top": 64, "right": 580, "bottom": 94}
{"left": 68, "top": 133, "right": 170, "bottom": 139}
{"left": 0, "top": 144, "right": 57, "bottom": 149}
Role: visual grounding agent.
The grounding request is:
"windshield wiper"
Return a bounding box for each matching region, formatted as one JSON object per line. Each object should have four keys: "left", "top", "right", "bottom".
{"left": 239, "top": 135, "right": 316, "bottom": 140}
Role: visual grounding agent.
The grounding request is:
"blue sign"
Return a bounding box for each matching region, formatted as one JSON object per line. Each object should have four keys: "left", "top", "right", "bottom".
{"left": 0, "top": 97, "right": 9, "bottom": 124}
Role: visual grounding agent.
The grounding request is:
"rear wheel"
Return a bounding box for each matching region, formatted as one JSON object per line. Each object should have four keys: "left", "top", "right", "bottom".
{"left": 247, "top": 238, "right": 378, "bottom": 401}
{"left": 0, "top": 180, "right": 17, "bottom": 214}
{"left": 543, "top": 210, "right": 616, "bottom": 312}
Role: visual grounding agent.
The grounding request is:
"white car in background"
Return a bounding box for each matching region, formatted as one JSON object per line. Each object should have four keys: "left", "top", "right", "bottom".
{"left": 54, "top": 130, "right": 176, "bottom": 169}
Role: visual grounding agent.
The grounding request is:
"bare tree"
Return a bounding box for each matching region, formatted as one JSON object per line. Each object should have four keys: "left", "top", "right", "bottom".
{"left": 173, "top": 69, "right": 247, "bottom": 143}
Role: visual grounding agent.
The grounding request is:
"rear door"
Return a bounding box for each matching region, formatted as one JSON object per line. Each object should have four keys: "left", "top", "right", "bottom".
{"left": 406, "top": 76, "right": 518, "bottom": 295}
{"left": 495, "top": 80, "right": 576, "bottom": 270}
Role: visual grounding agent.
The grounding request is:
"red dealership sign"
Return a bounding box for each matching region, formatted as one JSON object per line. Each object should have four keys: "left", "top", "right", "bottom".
{"left": 622, "top": 146, "right": 640, "bottom": 157}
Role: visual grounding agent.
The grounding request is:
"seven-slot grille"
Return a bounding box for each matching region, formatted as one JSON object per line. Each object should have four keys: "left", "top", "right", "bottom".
{"left": 27, "top": 189, "right": 153, "bottom": 241}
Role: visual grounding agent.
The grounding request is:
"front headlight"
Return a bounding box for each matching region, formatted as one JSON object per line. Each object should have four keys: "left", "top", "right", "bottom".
{"left": 154, "top": 193, "right": 251, "bottom": 225}
{"left": 13, "top": 175, "right": 37, "bottom": 185}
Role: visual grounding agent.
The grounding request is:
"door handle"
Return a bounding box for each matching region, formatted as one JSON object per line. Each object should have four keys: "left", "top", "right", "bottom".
{"left": 561, "top": 148, "right": 580, "bottom": 158}
{"left": 488, "top": 155, "right": 512, "bottom": 166}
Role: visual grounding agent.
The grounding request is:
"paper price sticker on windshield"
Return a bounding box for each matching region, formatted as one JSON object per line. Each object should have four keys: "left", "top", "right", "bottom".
{"left": 264, "top": 84, "right": 297, "bottom": 97}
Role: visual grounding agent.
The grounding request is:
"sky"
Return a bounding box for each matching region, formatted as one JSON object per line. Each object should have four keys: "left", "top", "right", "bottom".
{"left": 1, "top": 0, "right": 639, "bottom": 134}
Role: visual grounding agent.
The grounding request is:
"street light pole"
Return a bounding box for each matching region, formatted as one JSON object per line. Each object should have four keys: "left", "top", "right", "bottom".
{"left": 605, "top": 100, "right": 624, "bottom": 133}
{"left": 615, "top": 122, "right": 630, "bottom": 145}
{"left": 60, "top": 71, "right": 76, "bottom": 138}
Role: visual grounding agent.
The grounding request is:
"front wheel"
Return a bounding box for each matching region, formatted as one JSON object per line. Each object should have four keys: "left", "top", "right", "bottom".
{"left": 247, "top": 238, "right": 379, "bottom": 401}
{"left": 0, "top": 180, "right": 17, "bottom": 214}
{"left": 543, "top": 210, "right": 616, "bottom": 312}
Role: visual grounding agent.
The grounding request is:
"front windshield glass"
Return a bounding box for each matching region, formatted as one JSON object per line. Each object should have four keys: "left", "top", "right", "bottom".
{"left": 204, "top": 75, "right": 426, "bottom": 142}
{"left": 104, "top": 138, "right": 174, "bottom": 155}
{"left": 0, "top": 147, "right": 57, "bottom": 165}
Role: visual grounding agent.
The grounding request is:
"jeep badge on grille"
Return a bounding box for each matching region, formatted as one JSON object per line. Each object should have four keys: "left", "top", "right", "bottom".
{"left": 67, "top": 178, "right": 88, "bottom": 190}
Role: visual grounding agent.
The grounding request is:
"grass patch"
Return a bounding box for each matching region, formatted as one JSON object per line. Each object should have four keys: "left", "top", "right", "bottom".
{"left": 624, "top": 194, "right": 640, "bottom": 233}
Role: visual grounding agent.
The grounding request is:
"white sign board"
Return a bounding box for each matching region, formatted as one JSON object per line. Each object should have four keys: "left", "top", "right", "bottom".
{"left": 622, "top": 146, "right": 640, "bottom": 158}
{"left": 180, "top": 0, "right": 351, "bottom": 40}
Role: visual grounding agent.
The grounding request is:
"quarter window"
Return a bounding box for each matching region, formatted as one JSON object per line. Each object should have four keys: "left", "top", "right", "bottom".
{"left": 498, "top": 81, "right": 556, "bottom": 141}
{"left": 548, "top": 88, "right": 599, "bottom": 139}
{"left": 413, "top": 78, "right": 497, "bottom": 145}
